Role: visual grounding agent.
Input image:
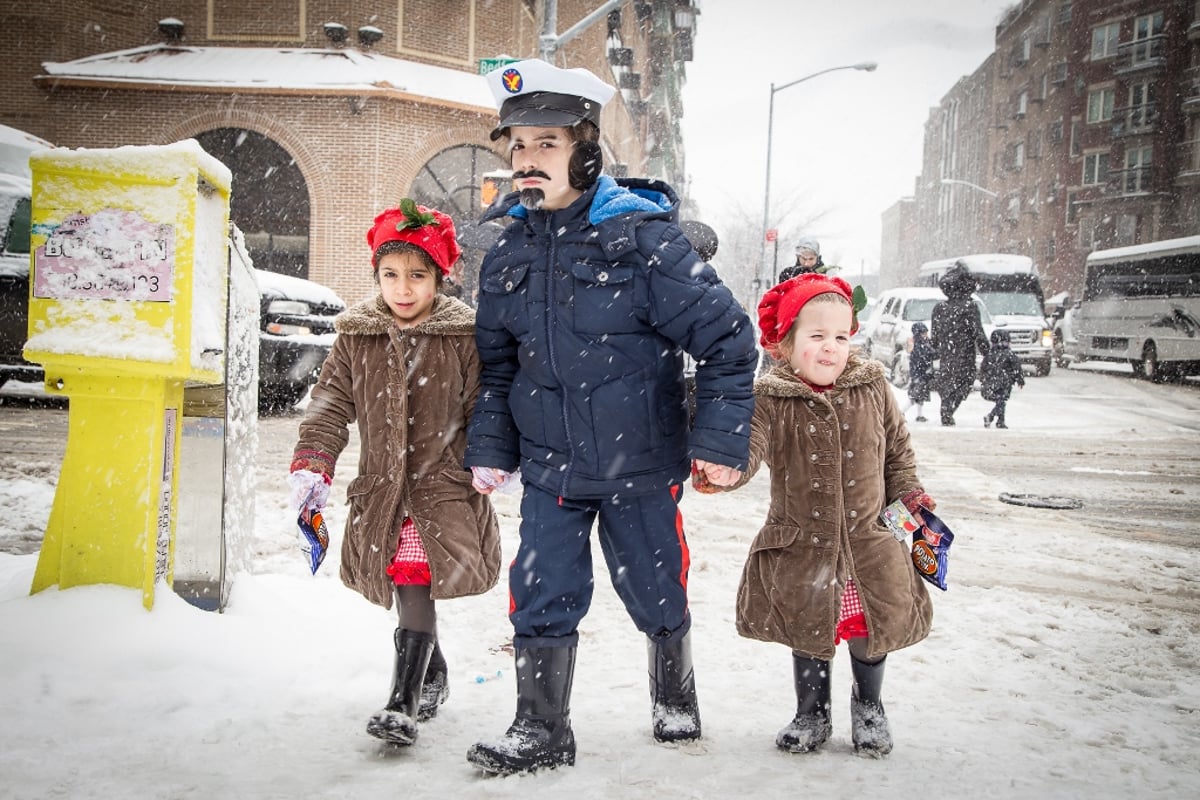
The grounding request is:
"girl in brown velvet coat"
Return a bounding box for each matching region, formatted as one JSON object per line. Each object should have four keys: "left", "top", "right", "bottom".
{"left": 725, "top": 273, "right": 936, "bottom": 758}
{"left": 289, "top": 201, "right": 500, "bottom": 749}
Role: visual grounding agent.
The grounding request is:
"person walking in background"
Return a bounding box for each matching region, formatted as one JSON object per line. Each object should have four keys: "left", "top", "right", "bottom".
{"left": 980, "top": 328, "right": 1025, "bottom": 428}
{"left": 777, "top": 235, "right": 825, "bottom": 282}
{"left": 903, "top": 321, "right": 935, "bottom": 422}
{"left": 718, "top": 272, "right": 936, "bottom": 757}
{"left": 930, "top": 260, "right": 990, "bottom": 426}
{"left": 289, "top": 200, "right": 501, "bottom": 748}
{"left": 464, "top": 58, "right": 758, "bottom": 775}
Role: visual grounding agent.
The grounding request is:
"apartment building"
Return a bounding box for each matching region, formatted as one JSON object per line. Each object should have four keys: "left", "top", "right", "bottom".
{"left": 897, "top": 0, "right": 1200, "bottom": 296}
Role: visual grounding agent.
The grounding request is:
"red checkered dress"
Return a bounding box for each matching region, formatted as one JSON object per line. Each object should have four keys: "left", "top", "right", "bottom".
{"left": 835, "top": 579, "right": 868, "bottom": 643}
{"left": 386, "top": 517, "right": 431, "bottom": 586}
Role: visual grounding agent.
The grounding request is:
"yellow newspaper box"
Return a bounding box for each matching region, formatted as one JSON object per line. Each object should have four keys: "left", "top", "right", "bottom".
{"left": 25, "top": 140, "right": 231, "bottom": 608}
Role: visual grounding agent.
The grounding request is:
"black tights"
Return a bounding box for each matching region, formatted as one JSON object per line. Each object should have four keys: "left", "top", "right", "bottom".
{"left": 396, "top": 584, "right": 437, "bottom": 635}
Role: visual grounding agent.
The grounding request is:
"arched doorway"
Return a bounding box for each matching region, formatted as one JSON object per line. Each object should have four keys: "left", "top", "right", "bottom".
{"left": 409, "top": 144, "right": 509, "bottom": 305}
{"left": 194, "top": 128, "right": 310, "bottom": 279}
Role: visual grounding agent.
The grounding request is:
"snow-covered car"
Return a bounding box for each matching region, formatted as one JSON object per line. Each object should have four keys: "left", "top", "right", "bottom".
{"left": 869, "top": 286, "right": 994, "bottom": 387}
{"left": 1048, "top": 294, "right": 1084, "bottom": 368}
{"left": 0, "top": 169, "right": 344, "bottom": 410}
{"left": 849, "top": 297, "right": 879, "bottom": 355}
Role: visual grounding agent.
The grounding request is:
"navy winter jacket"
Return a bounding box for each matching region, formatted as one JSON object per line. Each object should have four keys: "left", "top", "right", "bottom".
{"left": 464, "top": 175, "right": 757, "bottom": 499}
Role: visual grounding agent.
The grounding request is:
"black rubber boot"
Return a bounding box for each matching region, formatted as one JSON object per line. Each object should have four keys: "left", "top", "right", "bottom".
{"left": 850, "top": 654, "right": 892, "bottom": 757}
{"left": 417, "top": 640, "right": 449, "bottom": 722}
{"left": 466, "top": 645, "right": 577, "bottom": 774}
{"left": 648, "top": 629, "right": 701, "bottom": 742}
{"left": 776, "top": 654, "right": 832, "bottom": 753}
{"left": 367, "top": 628, "right": 434, "bottom": 745}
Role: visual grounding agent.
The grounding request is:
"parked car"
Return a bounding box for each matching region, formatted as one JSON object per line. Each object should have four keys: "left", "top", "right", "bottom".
{"left": 1046, "top": 292, "right": 1084, "bottom": 368}
{"left": 849, "top": 297, "right": 879, "bottom": 355}
{"left": 869, "top": 286, "right": 994, "bottom": 387}
{"left": 0, "top": 169, "right": 344, "bottom": 411}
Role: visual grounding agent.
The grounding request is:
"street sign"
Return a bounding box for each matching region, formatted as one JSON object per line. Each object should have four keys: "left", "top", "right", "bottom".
{"left": 766, "top": 228, "right": 778, "bottom": 242}
{"left": 478, "top": 57, "right": 520, "bottom": 75}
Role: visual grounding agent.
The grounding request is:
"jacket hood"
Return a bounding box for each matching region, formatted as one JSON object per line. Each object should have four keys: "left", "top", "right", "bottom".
{"left": 334, "top": 293, "right": 476, "bottom": 336}
{"left": 755, "top": 354, "right": 884, "bottom": 398}
{"left": 939, "top": 262, "right": 978, "bottom": 300}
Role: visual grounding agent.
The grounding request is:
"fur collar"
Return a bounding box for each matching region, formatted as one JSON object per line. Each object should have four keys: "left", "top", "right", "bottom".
{"left": 755, "top": 354, "right": 884, "bottom": 399}
{"left": 334, "top": 293, "right": 475, "bottom": 336}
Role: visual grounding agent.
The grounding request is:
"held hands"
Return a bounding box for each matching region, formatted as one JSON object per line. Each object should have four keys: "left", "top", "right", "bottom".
{"left": 471, "top": 466, "right": 520, "bottom": 495}
{"left": 288, "top": 468, "right": 331, "bottom": 513}
{"left": 692, "top": 459, "right": 743, "bottom": 492}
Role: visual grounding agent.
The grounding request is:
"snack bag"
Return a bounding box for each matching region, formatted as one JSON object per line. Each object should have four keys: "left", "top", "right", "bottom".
{"left": 910, "top": 508, "right": 954, "bottom": 591}
{"left": 296, "top": 485, "right": 330, "bottom": 574}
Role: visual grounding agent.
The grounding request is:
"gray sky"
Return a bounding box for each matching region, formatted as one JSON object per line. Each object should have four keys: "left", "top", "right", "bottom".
{"left": 681, "top": 0, "right": 1016, "bottom": 277}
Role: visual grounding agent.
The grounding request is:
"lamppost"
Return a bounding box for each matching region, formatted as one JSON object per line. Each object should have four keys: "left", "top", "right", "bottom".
{"left": 940, "top": 177, "right": 998, "bottom": 198}
{"left": 757, "top": 61, "right": 877, "bottom": 303}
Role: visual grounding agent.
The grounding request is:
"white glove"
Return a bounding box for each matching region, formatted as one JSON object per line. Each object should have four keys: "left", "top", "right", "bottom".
{"left": 288, "top": 469, "right": 330, "bottom": 513}
{"left": 471, "top": 466, "right": 520, "bottom": 495}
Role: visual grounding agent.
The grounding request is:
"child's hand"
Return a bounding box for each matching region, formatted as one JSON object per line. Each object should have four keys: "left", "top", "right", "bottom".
{"left": 288, "top": 468, "right": 331, "bottom": 514}
{"left": 900, "top": 488, "right": 936, "bottom": 520}
{"left": 694, "top": 459, "right": 742, "bottom": 488}
{"left": 471, "top": 466, "right": 515, "bottom": 494}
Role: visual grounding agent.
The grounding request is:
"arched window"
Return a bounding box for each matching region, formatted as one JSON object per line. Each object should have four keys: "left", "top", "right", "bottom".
{"left": 195, "top": 128, "right": 311, "bottom": 279}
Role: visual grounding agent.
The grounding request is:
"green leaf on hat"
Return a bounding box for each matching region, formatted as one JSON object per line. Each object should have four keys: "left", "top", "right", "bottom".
{"left": 394, "top": 197, "right": 440, "bottom": 232}
{"left": 851, "top": 284, "right": 868, "bottom": 315}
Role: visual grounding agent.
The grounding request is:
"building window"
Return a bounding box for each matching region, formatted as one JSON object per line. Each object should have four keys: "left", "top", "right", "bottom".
{"left": 1017, "top": 91, "right": 1029, "bottom": 116}
{"left": 1090, "top": 23, "right": 1120, "bottom": 60}
{"left": 1014, "top": 141, "right": 1026, "bottom": 169}
{"left": 1127, "top": 81, "right": 1155, "bottom": 128}
{"left": 1131, "top": 12, "right": 1164, "bottom": 63}
{"left": 1083, "top": 152, "right": 1109, "bottom": 185}
{"left": 1124, "top": 146, "right": 1152, "bottom": 193}
{"left": 1007, "top": 197, "right": 1021, "bottom": 220}
{"left": 1049, "top": 119, "right": 1064, "bottom": 142}
{"left": 1087, "top": 88, "right": 1114, "bottom": 123}
{"left": 1046, "top": 237, "right": 1056, "bottom": 264}
{"left": 1066, "top": 191, "right": 1079, "bottom": 223}
{"left": 1069, "top": 119, "right": 1081, "bottom": 156}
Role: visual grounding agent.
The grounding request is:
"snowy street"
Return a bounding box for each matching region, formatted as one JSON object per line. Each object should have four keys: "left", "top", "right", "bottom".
{"left": 1, "top": 364, "right": 1199, "bottom": 798}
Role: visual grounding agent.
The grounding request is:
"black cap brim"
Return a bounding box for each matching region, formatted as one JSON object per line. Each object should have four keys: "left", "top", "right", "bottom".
{"left": 490, "top": 91, "right": 599, "bottom": 141}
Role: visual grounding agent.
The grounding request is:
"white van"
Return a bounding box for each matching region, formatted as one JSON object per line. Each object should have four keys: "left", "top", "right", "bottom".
{"left": 918, "top": 254, "right": 1053, "bottom": 376}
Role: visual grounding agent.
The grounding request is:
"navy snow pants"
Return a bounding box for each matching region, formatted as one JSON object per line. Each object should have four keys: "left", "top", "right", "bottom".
{"left": 509, "top": 482, "right": 692, "bottom": 650}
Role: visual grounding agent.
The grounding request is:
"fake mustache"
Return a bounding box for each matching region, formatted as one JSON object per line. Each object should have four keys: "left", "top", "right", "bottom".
{"left": 512, "top": 169, "right": 551, "bottom": 181}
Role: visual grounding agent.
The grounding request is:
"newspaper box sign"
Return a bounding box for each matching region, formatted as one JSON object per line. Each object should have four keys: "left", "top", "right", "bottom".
{"left": 34, "top": 208, "right": 175, "bottom": 302}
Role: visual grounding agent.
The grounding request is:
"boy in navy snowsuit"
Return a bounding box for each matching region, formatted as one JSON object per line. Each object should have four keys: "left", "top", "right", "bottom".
{"left": 464, "top": 59, "right": 757, "bottom": 775}
{"left": 980, "top": 328, "right": 1025, "bottom": 428}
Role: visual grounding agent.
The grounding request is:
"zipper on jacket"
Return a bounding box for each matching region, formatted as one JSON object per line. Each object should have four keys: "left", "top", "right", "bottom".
{"left": 542, "top": 215, "right": 575, "bottom": 497}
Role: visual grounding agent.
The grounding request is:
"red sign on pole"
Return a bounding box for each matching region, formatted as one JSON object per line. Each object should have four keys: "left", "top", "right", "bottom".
{"left": 765, "top": 228, "right": 778, "bottom": 242}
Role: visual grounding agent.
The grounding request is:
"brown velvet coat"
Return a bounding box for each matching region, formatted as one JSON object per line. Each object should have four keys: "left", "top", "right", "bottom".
{"left": 732, "top": 355, "right": 933, "bottom": 660}
{"left": 294, "top": 293, "right": 500, "bottom": 609}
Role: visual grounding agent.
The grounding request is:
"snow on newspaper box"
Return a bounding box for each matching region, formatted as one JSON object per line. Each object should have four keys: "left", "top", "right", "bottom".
{"left": 25, "top": 141, "right": 232, "bottom": 609}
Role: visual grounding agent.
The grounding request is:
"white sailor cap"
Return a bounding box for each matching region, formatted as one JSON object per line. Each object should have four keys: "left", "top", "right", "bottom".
{"left": 485, "top": 59, "right": 616, "bottom": 141}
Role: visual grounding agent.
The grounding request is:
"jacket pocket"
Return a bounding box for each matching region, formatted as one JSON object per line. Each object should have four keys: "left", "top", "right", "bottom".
{"left": 569, "top": 259, "right": 642, "bottom": 334}
{"left": 480, "top": 260, "right": 532, "bottom": 337}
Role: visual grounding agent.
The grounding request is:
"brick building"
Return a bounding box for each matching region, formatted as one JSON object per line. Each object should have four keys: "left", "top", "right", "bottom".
{"left": 0, "top": 1, "right": 699, "bottom": 305}
{"left": 895, "top": 0, "right": 1200, "bottom": 297}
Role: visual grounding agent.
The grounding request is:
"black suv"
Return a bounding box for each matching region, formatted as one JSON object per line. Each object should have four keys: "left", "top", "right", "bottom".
{"left": 0, "top": 172, "right": 344, "bottom": 411}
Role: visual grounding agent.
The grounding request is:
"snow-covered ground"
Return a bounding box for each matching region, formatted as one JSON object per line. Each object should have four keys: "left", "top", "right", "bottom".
{"left": 2, "top": 371, "right": 1199, "bottom": 799}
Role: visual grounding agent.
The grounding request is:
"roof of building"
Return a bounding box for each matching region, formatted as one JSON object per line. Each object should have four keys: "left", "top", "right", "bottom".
{"left": 39, "top": 45, "right": 495, "bottom": 114}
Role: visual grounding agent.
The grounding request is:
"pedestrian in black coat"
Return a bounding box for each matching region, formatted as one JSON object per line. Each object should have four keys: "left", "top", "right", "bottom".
{"left": 903, "top": 321, "right": 935, "bottom": 422}
{"left": 980, "top": 329, "right": 1025, "bottom": 428}
{"left": 930, "top": 261, "right": 990, "bottom": 426}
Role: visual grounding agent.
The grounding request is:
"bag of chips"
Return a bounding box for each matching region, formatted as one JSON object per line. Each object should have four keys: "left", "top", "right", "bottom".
{"left": 296, "top": 485, "right": 330, "bottom": 574}
{"left": 910, "top": 508, "right": 954, "bottom": 591}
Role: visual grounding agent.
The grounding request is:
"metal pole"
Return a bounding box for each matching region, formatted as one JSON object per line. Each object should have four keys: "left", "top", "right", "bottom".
{"left": 540, "top": 0, "right": 625, "bottom": 61}
{"left": 757, "top": 83, "right": 777, "bottom": 302}
{"left": 755, "top": 62, "right": 877, "bottom": 307}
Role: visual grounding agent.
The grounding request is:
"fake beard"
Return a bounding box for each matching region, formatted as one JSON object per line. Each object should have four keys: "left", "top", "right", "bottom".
{"left": 518, "top": 187, "right": 546, "bottom": 210}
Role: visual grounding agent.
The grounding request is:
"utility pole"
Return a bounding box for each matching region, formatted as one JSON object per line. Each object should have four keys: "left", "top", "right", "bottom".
{"left": 539, "top": 0, "right": 625, "bottom": 62}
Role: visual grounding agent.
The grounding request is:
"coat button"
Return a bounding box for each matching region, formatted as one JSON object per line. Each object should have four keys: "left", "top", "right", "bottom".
{"left": 810, "top": 453, "right": 818, "bottom": 462}
{"left": 808, "top": 424, "right": 816, "bottom": 433}
{"left": 846, "top": 450, "right": 854, "bottom": 458}
{"left": 842, "top": 422, "right": 850, "bottom": 430}
{"left": 849, "top": 510, "right": 858, "bottom": 518}
{"left": 505, "top": 281, "right": 514, "bottom": 291}
{"left": 812, "top": 509, "right": 820, "bottom": 518}
{"left": 597, "top": 271, "right": 609, "bottom": 282}
{"left": 847, "top": 479, "right": 856, "bottom": 487}
{"left": 812, "top": 480, "right": 820, "bottom": 489}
